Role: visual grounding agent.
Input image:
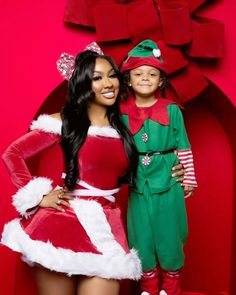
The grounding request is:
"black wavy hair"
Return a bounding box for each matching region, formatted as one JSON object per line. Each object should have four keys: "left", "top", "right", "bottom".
{"left": 61, "top": 50, "right": 138, "bottom": 190}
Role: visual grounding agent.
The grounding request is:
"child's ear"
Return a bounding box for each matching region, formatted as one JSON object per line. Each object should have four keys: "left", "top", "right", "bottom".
{"left": 159, "top": 79, "right": 163, "bottom": 87}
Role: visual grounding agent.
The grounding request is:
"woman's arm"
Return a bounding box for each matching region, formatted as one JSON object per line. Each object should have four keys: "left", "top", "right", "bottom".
{"left": 2, "top": 114, "right": 63, "bottom": 216}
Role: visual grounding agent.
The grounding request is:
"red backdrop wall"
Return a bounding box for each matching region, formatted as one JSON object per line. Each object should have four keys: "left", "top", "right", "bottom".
{"left": 0, "top": 1, "right": 235, "bottom": 295}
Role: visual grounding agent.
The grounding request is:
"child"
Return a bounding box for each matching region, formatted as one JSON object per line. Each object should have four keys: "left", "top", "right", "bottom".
{"left": 119, "top": 40, "right": 197, "bottom": 295}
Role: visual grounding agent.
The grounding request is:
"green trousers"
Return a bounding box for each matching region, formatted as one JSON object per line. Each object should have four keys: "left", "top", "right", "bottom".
{"left": 127, "top": 182, "right": 188, "bottom": 271}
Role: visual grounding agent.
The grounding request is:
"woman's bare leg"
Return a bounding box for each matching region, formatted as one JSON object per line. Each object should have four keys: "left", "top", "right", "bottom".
{"left": 77, "top": 276, "right": 119, "bottom": 295}
{"left": 34, "top": 266, "right": 77, "bottom": 295}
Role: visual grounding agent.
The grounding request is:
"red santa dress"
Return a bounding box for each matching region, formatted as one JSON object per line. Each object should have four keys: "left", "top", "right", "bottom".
{"left": 1, "top": 114, "right": 141, "bottom": 280}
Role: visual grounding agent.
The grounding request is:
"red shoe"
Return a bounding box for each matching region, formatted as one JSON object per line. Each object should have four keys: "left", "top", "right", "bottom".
{"left": 140, "top": 266, "right": 160, "bottom": 295}
{"left": 161, "top": 269, "right": 181, "bottom": 295}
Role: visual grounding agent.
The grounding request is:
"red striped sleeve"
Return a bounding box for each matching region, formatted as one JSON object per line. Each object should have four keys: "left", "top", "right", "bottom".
{"left": 176, "top": 148, "right": 197, "bottom": 187}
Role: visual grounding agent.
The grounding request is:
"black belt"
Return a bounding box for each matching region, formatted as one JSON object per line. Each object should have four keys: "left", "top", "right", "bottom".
{"left": 138, "top": 149, "right": 175, "bottom": 156}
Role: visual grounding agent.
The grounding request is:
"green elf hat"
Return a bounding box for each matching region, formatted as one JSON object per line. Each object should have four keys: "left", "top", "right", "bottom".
{"left": 120, "top": 39, "right": 167, "bottom": 73}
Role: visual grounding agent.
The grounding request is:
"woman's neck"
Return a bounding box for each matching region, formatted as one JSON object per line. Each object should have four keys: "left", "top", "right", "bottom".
{"left": 87, "top": 103, "right": 110, "bottom": 126}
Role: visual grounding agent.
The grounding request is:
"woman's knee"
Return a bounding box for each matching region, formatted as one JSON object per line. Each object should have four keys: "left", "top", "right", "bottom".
{"left": 77, "top": 276, "right": 119, "bottom": 295}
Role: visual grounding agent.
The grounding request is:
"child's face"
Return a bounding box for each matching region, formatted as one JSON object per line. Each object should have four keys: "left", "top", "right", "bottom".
{"left": 129, "top": 65, "right": 161, "bottom": 99}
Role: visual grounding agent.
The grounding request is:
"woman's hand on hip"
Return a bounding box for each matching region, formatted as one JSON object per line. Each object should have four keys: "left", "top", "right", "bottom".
{"left": 39, "top": 188, "right": 74, "bottom": 212}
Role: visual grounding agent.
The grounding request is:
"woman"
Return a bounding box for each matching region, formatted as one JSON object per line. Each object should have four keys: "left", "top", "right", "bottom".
{"left": 1, "top": 50, "right": 141, "bottom": 295}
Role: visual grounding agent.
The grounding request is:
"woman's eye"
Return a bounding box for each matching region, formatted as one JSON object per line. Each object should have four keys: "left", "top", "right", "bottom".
{"left": 93, "top": 76, "right": 102, "bottom": 81}
{"left": 109, "top": 73, "right": 118, "bottom": 78}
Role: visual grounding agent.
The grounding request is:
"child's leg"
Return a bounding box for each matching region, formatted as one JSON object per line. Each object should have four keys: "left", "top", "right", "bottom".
{"left": 127, "top": 185, "right": 160, "bottom": 295}
{"left": 149, "top": 184, "right": 187, "bottom": 295}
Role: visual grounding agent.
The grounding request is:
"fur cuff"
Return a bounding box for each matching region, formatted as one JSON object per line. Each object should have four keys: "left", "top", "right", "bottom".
{"left": 30, "top": 114, "right": 62, "bottom": 135}
{"left": 12, "top": 177, "right": 53, "bottom": 216}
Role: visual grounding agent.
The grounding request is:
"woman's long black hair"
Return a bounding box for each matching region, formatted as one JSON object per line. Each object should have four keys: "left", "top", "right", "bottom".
{"left": 61, "top": 50, "right": 138, "bottom": 190}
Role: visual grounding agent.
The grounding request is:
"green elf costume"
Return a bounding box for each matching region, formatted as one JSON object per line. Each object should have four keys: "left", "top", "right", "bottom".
{"left": 120, "top": 40, "right": 197, "bottom": 295}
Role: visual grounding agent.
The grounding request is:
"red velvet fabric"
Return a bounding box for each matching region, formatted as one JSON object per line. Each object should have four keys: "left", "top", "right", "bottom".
{"left": 186, "top": 17, "right": 224, "bottom": 58}
{"left": 94, "top": 4, "right": 130, "bottom": 41}
{"left": 120, "top": 56, "right": 167, "bottom": 73}
{"left": 64, "top": 0, "right": 97, "bottom": 27}
{"left": 21, "top": 206, "right": 101, "bottom": 253}
{"left": 127, "top": 0, "right": 162, "bottom": 44}
{"left": 159, "top": 1, "right": 192, "bottom": 45}
{"left": 78, "top": 135, "right": 128, "bottom": 189}
{"left": 157, "top": 40, "right": 188, "bottom": 75}
{"left": 169, "top": 61, "right": 208, "bottom": 103}
{"left": 2, "top": 130, "right": 60, "bottom": 189}
{"left": 20, "top": 193, "right": 130, "bottom": 253}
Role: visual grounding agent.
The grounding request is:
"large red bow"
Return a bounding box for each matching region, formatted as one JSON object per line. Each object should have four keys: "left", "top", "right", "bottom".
{"left": 64, "top": 0, "right": 224, "bottom": 103}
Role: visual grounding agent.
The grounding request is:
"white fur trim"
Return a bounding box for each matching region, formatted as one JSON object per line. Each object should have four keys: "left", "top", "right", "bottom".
{"left": 30, "top": 115, "right": 120, "bottom": 138}
{"left": 12, "top": 177, "right": 53, "bottom": 216}
{"left": 159, "top": 291, "right": 167, "bottom": 295}
{"left": 141, "top": 292, "right": 150, "bottom": 295}
{"left": 1, "top": 200, "right": 142, "bottom": 280}
{"left": 71, "top": 199, "right": 124, "bottom": 254}
{"left": 88, "top": 125, "right": 120, "bottom": 138}
{"left": 30, "top": 114, "right": 62, "bottom": 135}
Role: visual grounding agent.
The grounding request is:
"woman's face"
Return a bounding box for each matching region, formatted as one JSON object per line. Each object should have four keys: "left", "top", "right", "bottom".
{"left": 129, "top": 65, "right": 161, "bottom": 99}
{"left": 91, "top": 57, "right": 120, "bottom": 107}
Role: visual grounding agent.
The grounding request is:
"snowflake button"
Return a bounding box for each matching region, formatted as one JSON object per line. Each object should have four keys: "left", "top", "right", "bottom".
{"left": 142, "top": 155, "right": 151, "bottom": 166}
{"left": 142, "top": 132, "right": 148, "bottom": 142}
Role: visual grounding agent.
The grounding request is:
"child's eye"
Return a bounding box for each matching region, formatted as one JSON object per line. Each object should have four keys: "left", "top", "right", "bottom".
{"left": 150, "top": 73, "right": 158, "bottom": 76}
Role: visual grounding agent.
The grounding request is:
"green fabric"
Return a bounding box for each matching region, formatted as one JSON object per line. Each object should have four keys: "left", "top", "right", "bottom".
{"left": 121, "top": 104, "right": 190, "bottom": 194}
{"left": 127, "top": 182, "right": 188, "bottom": 271}
{"left": 121, "top": 103, "right": 190, "bottom": 271}
{"left": 127, "top": 39, "right": 160, "bottom": 58}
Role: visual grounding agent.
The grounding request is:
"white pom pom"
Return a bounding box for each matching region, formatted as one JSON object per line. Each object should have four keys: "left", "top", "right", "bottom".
{"left": 153, "top": 48, "right": 161, "bottom": 58}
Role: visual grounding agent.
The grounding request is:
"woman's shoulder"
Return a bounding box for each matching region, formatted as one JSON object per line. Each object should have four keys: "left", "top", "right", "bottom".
{"left": 30, "top": 113, "right": 62, "bottom": 135}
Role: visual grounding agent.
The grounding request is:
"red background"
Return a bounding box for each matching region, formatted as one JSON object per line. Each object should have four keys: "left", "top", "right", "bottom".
{"left": 0, "top": 1, "right": 235, "bottom": 294}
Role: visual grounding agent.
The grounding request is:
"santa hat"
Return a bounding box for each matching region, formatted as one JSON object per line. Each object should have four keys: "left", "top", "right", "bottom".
{"left": 120, "top": 39, "right": 167, "bottom": 73}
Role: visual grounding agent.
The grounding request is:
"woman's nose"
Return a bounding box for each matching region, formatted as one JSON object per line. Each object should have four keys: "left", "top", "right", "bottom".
{"left": 104, "top": 77, "right": 113, "bottom": 87}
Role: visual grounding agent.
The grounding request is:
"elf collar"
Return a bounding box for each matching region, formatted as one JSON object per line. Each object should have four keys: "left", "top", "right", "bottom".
{"left": 120, "top": 94, "right": 175, "bottom": 134}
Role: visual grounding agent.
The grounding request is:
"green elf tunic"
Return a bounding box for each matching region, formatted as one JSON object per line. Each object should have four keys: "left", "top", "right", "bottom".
{"left": 120, "top": 95, "right": 190, "bottom": 271}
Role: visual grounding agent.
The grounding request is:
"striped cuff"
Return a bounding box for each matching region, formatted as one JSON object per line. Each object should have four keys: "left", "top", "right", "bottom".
{"left": 176, "top": 149, "right": 197, "bottom": 187}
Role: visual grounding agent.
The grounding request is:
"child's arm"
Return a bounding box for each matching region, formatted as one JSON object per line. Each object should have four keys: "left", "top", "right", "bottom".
{"left": 176, "top": 149, "right": 197, "bottom": 198}
{"left": 171, "top": 105, "right": 197, "bottom": 196}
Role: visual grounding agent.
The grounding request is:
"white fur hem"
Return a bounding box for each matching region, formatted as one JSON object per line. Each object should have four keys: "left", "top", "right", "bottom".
{"left": 1, "top": 218, "right": 141, "bottom": 280}
{"left": 30, "top": 114, "right": 62, "bottom": 135}
{"left": 159, "top": 291, "right": 167, "bottom": 295}
{"left": 12, "top": 177, "right": 53, "bottom": 216}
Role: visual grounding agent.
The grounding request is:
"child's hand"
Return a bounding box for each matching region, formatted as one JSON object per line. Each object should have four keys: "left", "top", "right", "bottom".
{"left": 183, "top": 185, "right": 194, "bottom": 198}
{"left": 171, "top": 163, "right": 184, "bottom": 182}
{"left": 39, "top": 188, "right": 73, "bottom": 212}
